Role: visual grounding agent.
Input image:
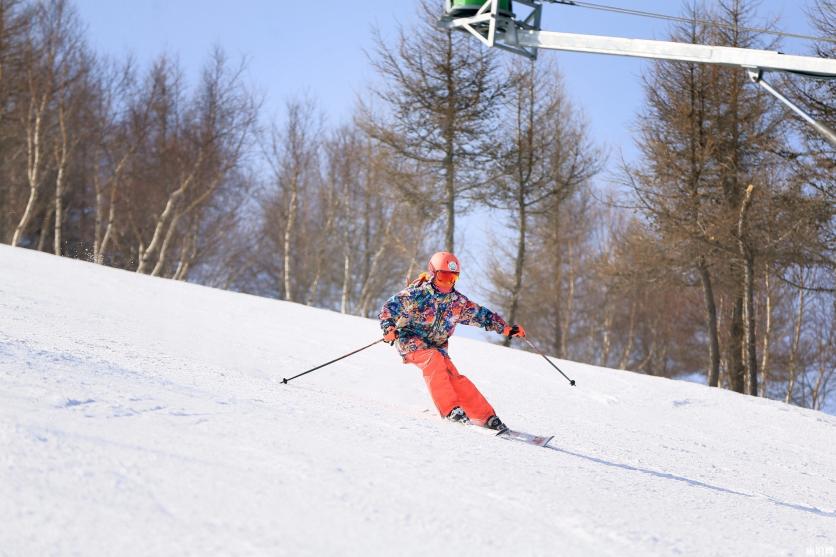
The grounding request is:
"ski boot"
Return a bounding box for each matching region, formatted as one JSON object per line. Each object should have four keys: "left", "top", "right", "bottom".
{"left": 446, "top": 406, "right": 470, "bottom": 424}
{"left": 485, "top": 415, "right": 508, "bottom": 432}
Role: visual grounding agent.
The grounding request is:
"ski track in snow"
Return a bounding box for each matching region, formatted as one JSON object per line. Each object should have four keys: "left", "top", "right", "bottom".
{"left": 1, "top": 244, "right": 835, "bottom": 556}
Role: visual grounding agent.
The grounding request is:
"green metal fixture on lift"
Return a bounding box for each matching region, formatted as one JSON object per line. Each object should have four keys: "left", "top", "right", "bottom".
{"left": 445, "top": 0, "right": 514, "bottom": 19}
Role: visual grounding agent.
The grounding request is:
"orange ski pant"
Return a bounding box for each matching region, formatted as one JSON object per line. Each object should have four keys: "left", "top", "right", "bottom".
{"left": 404, "top": 348, "right": 495, "bottom": 425}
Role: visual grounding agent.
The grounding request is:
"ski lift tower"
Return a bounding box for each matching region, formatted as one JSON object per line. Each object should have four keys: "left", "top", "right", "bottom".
{"left": 440, "top": 0, "right": 836, "bottom": 146}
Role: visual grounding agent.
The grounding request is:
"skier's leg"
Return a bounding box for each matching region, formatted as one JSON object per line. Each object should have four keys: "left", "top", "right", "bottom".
{"left": 404, "top": 349, "right": 461, "bottom": 417}
{"left": 444, "top": 357, "right": 496, "bottom": 425}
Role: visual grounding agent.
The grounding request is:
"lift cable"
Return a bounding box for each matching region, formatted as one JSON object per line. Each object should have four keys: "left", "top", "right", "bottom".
{"left": 548, "top": 0, "right": 836, "bottom": 45}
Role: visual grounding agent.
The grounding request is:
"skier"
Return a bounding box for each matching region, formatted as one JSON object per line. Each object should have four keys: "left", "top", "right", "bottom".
{"left": 379, "top": 251, "right": 526, "bottom": 431}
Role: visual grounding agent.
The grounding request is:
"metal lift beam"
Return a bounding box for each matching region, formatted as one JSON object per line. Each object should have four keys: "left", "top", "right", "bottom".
{"left": 442, "top": 0, "right": 836, "bottom": 146}
{"left": 513, "top": 30, "right": 836, "bottom": 77}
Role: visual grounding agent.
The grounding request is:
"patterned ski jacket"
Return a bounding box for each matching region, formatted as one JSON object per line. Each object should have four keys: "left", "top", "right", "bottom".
{"left": 379, "top": 280, "right": 508, "bottom": 358}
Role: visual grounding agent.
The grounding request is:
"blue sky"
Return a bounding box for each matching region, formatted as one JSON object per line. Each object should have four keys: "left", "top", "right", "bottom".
{"left": 74, "top": 0, "right": 820, "bottom": 167}
{"left": 72, "top": 1, "right": 823, "bottom": 325}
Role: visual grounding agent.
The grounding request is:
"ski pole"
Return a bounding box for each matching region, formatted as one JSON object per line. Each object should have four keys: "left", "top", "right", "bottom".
{"left": 282, "top": 338, "right": 385, "bottom": 384}
{"left": 522, "top": 337, "right": 576, "bottom": 387}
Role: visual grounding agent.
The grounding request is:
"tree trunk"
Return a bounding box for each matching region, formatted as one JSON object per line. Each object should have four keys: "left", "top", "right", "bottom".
{"left": 94, "top": 159, "right": 122, "bottom": 265}
{"left": 53, "top": 109, "right": 69, "bottom": 256}
{"left": 810, "top": 341, "right": 826, "bottom": 411}
{"left": 12, "top": 97, "right": 48, "bottom": 247}
{"left": 340, "top": 174, "right": 353, "bottom": 314}
{"left": 723, "top": 39, "right": 747, "bottom": 394}
{"left": 340, "top": 251, "right": 352, "bottom": 314}
{"left": 305, "top": 190, "right": 337, "bottom": 306}
{"left": 137, "top": 189, "right": 182, "bottom": 273}
{"left": 717, "top": 296, "right": 728, "bottom": 388}
{"left": 53, "top": 165, "right": 64, "bottom": 256}
{"left": 561, "top": 238, "right": 576, "bottom": 359}
{"left": 94, "top": 170, "right": 104, "bottom": 260}
{"left": 357, "top": 202, "right": 398, "bottom": 316}
{"left": 444, "top": 156, "right": 455, "bottom": 253}
{"left": 150, "top": 211, "right": 182, "bottom": 277}
{"left": 361, "top": 146, "right": 372, "bottom": 289}
{"left": 552, "top": 219, "right": 564, "bottom": 358}
{"left": 618, "top": 300, "right": 638, "bottom": 370}
{"left": 785, "top": 284, "right": 805, "bottom": 404}
{"left": 760, "top": 269, "right": 772, "bottom": 397}
{"left": 283, "top": 185, "right": 298, "bottom": 301}
{"left": 14, "top": 185, "right": 40, "bottom": 247}
{"left": 36, "top": 205, "right": 53, "bottom": 252}
{"left": 637, "top": 339, "right": 658, "bottom": 373}
{"left": 137, "top": 148, "right": 205, "bottom": 274}
{"left": 503, "top": 202, "right": 526, "bottom": 348}
{"left": 728, "top": 289, "right": 746, "bottom": 393}
{"left": 599, "top": 302, "right": 613, "bottom": 368}
{"left": 443, "top": 34, "right": 456, "bottom": 254}
{"left": 742, "top": 250, "right": 758, "bottom": 396}
{"left": 52, "top": 99, "right": 72, "bottom": 256}
{"left": 173, "top": 220, "right": 199, "bottom": 281}
{"left": 357, "top": 218, "right": 395, "bottom": 317}
{"left": 698, "top": 258, "right": 721, "bottom": 386}
{"left": 737, "top": 185, "right": 757, "bottom": 396}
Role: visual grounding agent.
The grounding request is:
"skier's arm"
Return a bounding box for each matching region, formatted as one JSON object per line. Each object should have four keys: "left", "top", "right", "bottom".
{"left": 379, "top": 289, "right": 412, "bottom": 335}
{"left": 458, "top": 297, "right": 508, "bottom": 334}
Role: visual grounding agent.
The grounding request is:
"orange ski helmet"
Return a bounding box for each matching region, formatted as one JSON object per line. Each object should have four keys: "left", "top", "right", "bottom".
{"left": 428, "top": 252, "right": 461, "bottom": 275}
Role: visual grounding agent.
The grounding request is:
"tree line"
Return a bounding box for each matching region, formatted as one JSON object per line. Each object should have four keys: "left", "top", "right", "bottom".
{"left": 1, "top": 0, "right": 833, "bottom": 411}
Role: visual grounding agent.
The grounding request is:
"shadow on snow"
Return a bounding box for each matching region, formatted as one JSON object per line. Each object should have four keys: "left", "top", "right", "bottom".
{"left": 545, "top": 444, "right": 836, "bottom": 519}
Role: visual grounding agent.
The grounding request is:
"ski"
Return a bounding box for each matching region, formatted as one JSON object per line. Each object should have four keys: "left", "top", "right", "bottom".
{"left": 446, "top": 418, "right": 554, "bottom": 447}
{"left": 495, "top": 428, "right": 553, "bottom": 447}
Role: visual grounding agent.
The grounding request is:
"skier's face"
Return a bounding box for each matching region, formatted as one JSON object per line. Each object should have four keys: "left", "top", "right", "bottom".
{"left": 433, "top": 270, "right": 459, "bottom": 292}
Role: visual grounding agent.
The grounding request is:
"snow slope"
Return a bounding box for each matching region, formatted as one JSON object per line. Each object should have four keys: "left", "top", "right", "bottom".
{"left": 1, "top": 244, "right": 835, "bottom": 557}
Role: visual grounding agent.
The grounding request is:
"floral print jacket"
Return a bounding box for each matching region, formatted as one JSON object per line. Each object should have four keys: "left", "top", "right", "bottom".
{"left": 379, "top": 280, "right": 508, "bottom": 358}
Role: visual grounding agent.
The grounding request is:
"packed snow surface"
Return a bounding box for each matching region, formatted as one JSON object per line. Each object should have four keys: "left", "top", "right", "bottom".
{"left": 1, "top": 244, "right": 835, "bottom": 556}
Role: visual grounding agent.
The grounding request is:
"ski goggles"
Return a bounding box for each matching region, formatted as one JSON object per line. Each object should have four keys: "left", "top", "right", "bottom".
{"left": 434, "top": 270, "right": 459, "bottom": 284}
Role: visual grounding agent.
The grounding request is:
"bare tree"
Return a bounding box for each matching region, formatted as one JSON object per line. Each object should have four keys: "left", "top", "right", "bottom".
{"left": 626, "top": 2, "right": 725, "bottom": 386}
{"left": 627, "top": 0, "right": 785, "bottom": 394}
{"left": 0, "top": 0, "right": 33, "bottom": 238}
{"left": 484, "top": 58, "right": 601, "bottom": 347}
{"left": 788, "top": 0, "right": 835, "bottom": 202}
{"left": 737, "top": 184, "right": 758, "bottom": 394}
{"left": 260, "top": 96, "right": 323, "bottom": 302}
{"left": 50, "top": 39, "right": 90, "bottom": 256}
{"left": 128, "top": 50, "right": 256, "bottom": 278}
{"left": 11, "top": 1, "right": 65, "bottom": 246}
{"left": 251, "top": 106, "right": 432, "bottom": 314}
{"left": 360, "top": 0, "right": 508, "bottom": 252}
{"left": 90, "top": 58, "right": 144, "bottom": 265}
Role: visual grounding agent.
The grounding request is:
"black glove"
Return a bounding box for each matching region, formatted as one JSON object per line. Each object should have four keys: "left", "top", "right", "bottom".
{"left": 503, "top": 324, "right": 526, "bottom": 338}
{"left": 383, "top": 327, "right": 397, "bottom": 345}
